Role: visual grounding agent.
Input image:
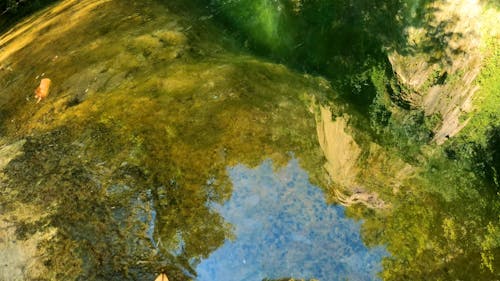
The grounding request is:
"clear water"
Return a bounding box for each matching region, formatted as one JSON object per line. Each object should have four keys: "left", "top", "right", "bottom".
{"left": 0, "top": 0, "right": 498, "bottom": 280}
{"left": 196, "top": 159, "right": 387, "bottom": 281}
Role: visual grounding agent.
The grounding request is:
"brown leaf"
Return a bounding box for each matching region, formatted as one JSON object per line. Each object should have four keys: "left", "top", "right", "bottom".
{"left": 154, "top": 273, "right": 169, "bottom": 281}
{"left": 35, "top": 78, "right": 51, "bottom": 103}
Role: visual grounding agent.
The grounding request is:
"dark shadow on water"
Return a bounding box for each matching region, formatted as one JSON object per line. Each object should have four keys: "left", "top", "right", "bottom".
{"left": 174, "top": 0, "right": 471, "bottom": 109}
{"left": 0, "top": 0, "right": 60, "bottom": 33}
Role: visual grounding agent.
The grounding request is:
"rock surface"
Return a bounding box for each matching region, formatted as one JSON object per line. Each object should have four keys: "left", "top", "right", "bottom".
{"left": 388, "top": 0, "right": 486, "bottom": 143}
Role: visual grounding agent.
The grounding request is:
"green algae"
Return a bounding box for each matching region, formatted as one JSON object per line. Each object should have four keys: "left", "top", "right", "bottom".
{"left": 1, "top": 0, "right": 499, "bottom": 280}
{"left": 0, "top": 0, "right": 334, "bottom": 279}
{"left": 210, "top": 0, "right": 291, "bottom": 53}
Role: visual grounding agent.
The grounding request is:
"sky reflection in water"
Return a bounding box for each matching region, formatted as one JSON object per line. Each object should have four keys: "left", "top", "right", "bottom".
{"left": 196, "top": 159, "right": 387, "bottom": 281}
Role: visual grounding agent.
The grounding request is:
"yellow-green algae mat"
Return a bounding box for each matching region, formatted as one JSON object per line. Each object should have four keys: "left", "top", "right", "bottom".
{"left": 0, "top": 0, "right": 341, "bottom": 280}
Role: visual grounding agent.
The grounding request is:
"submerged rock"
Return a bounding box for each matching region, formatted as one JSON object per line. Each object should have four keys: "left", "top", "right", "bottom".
{"left": 0, "top": 0, "right": 444, "bottom": 280}
{"left": 0, "top": 139, "right": 25, "bottom": 170}
{"left": 388, "top": 0, "right": 486, "bottom": 143}
{"left": 0, "top": 0, "right": 339, "bottom": 280}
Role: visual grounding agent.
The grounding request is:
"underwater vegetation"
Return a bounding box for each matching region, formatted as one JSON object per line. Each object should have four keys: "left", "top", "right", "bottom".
{"left": 0, "top": 0, "right": 499, "bottom": 280}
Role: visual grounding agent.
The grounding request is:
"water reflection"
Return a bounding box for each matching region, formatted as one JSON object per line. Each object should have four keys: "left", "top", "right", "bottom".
{"left": 196, "top": 159, "right": 387, "bottom": 281}
{"left": 0, "top": 0, "right": 390, "bottom": 280}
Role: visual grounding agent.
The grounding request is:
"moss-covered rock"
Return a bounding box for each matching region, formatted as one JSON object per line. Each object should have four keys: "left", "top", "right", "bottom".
{"left": 0, "top": 0, "right": 334, "bottom": 279}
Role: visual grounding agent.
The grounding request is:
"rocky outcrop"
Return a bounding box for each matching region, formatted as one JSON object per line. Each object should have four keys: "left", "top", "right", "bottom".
{"left": 388, "top": 0, "right": 484, "bottom": 144}
{"left": 313, "top": 104, "right": 415, "bottom": 209}
{"left": 315, "top": 106, "right": 361, "bottom": 188}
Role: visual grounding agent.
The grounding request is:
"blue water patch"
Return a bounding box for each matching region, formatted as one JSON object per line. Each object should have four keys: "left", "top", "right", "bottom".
{"left": 196, "top": 158, "right": 388, "bottom": 281}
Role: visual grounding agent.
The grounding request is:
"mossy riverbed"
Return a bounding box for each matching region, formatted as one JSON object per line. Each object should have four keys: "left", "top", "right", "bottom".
{"left": 0, "top": 0, "right": 499, "bottom": 280}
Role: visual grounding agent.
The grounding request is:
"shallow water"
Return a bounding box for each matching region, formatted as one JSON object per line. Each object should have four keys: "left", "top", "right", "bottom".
{"left": 0, "top": 0, "right": 498, "bottom": 280}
